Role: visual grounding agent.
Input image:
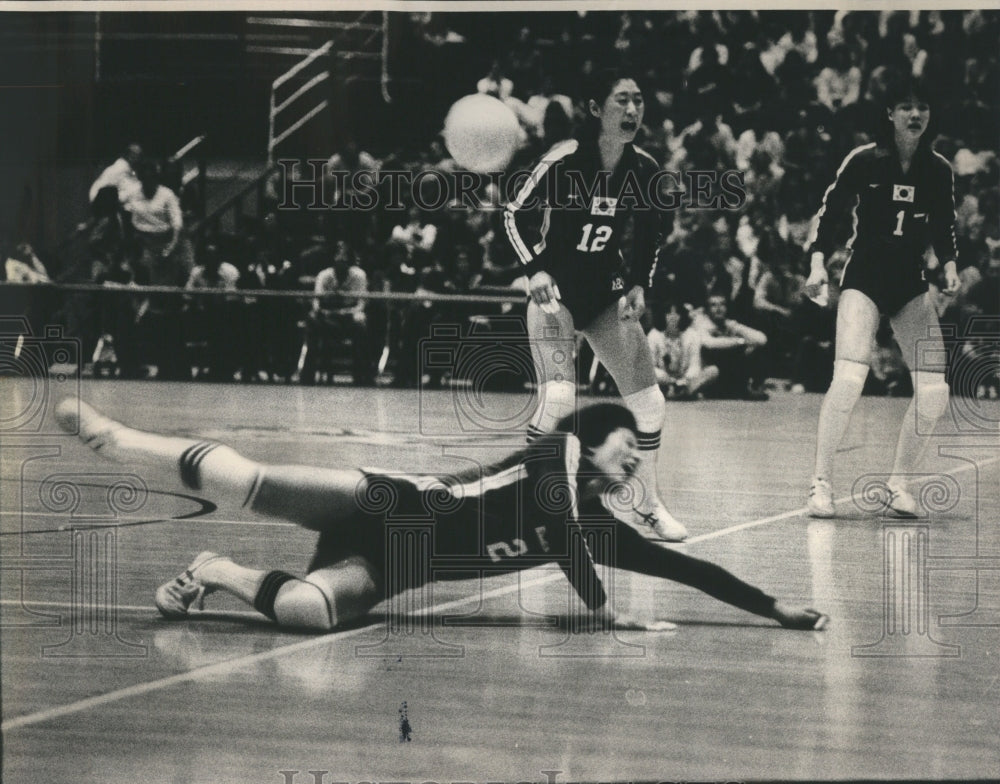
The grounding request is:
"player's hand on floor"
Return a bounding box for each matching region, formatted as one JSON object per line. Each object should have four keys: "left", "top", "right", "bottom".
{"left": 592, "top": 605, "right": 677, "bottom": 631}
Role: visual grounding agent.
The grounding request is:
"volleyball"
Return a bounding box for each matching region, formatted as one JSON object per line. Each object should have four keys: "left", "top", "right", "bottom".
{"left": 443, "top": 94, "right": 522, "bottom": 173}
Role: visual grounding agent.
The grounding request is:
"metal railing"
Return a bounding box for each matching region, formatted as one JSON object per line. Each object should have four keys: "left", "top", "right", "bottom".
{"left": 168, "top": 134, "right": 208, "bottom": 225}
{"left": 262, "top": 11, "right": 390, "bottom": 162}
{"left": 267, "top": 40, "right": 333, "bottom": 164}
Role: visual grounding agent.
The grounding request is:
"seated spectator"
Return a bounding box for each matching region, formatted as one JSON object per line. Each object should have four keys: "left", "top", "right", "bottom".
{"left": 788, "top": 271, "right": 839, "bottom": 394}
{"left": 751, "top": 229, "right": 805, "bottom": 378}
{"left": 300, "top": 244, "right": 374, "bottom": 386}
{"left": 691, "top": 291, "right": 769, "bottom": 400}
{"left": 646, "top": 303, "right": 719, "bottom": 400}
{"left": 184, "top": 245, "right": 241, "bottom": 382}
{"left": 814, "top": 44, "right": 862, "bottom": 113}
{"left": 89, "top": 143, "right": 143, "bottom": 204}
{"left": 477, "top": 60, "right": 514, "bottom": 100}
{"left": 388, "top": 205, "right": 438, "bottom": 266}
{"left": 3, "top": 242, "right": 49, "bottom": 284}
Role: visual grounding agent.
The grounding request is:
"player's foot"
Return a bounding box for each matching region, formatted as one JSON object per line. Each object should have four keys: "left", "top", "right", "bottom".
{"left": 635, "top": 501, "right": 689, "bottom": 542}
{"left": 807, "top": 478, "right": 835, "bottom": 518}
{"left": 154, "top": 551, "right": 228, "bottom": 619}
{"left": 886, "top": 485, "right": 918, "bottom": 518}
{"left": 773, "top": 603, "right": 829, "bottom": 631}
{"left": 55, "top": 397, "right": 123, "bottom": 452}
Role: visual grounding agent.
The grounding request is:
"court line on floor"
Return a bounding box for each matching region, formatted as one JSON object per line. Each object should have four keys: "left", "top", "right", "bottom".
{"left": 0, "top": 599, "right": 262, "bottom": 617}
{"left": 4, "top": 454, "right": 998, "bottom": 731}
{"left": 0, "top": 509, "right": 295, "bottom": 527}
{"left": 692, "top": 455, "right": 1000, "bottom": 544}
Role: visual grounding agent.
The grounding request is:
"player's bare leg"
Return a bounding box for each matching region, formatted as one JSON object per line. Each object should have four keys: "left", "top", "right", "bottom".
{"left": 155, "top": 551, "right": 380, "bottom": 630}
{"left": 809, "top": 290, "right": 878, "bottom": 517}
{"left": 885, "top": 293, "right": 951, "bottom": 516}
{"left": 55, "top": 397, "right": 380, "bottom": 629}
{"left": 525, "top": 300, "right": 579, "bottom": 443}
{"left": 584, "top": 304, "right": 688, "bottom": 541}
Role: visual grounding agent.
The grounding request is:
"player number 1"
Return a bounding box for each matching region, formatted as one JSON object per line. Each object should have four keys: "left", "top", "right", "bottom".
{"left": 576, "top": 223, "right": 613, "bottom": 252}
{"left": 893, "top": 210, "right": 905, "bottom": 236}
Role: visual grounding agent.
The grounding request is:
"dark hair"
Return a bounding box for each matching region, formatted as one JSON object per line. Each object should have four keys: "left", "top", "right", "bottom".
{"left": 883, "top": 73, "right": 933, "bottom": 111}
{"left": 878, "top": 72, "right": 937, "bottom": 151}
{"left": 553, "top": 403, "right": 638, "bottom": 450}
{"left": 580, "top": 67, "right": 639, "bottom": 140}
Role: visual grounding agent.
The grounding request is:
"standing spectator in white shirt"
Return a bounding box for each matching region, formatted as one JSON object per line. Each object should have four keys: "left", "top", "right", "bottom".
{"left": 124, "top": 159, "right": 188, "bottom": 286}
{"left": 124, "top": 159, "right": 189, "bottom": 380}
{"left": 89, "top": 143, "right": 143, "bottom": 204}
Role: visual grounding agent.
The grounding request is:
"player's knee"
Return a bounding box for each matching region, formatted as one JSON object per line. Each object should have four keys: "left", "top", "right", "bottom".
{"left": 531, "top": 380, "right": 577, "bottom": 439}
{"left": 539, "top": 378, "right": 576, "bottom": 409}
{"left": 912, "top": 371, "right": 950, "bottom": 423}
{"left": 826, "top": 359, "right": 868, "bottom": 412}
{"left": 273, "top": 580, "right": 336, "bottom": 631}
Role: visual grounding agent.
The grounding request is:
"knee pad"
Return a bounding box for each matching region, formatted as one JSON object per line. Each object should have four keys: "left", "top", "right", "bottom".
{"left": 912, "top": 371, "right": 950, "bottom": 424}
{"left": 529, "top": 379, "right": 578, "bottom": 440}
{"left": 274, "top": 580, "right": 335, "bottom": 631}
{"left": 826, "top": 359, "right": 868, "bottom": 412}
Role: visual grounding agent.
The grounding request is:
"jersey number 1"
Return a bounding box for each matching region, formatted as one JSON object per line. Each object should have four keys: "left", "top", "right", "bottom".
{"left": 577, "top": 223, "right": 612, "bottom": 252}
{"left": 893, "top": 210, "right": 905, "bottom": 237}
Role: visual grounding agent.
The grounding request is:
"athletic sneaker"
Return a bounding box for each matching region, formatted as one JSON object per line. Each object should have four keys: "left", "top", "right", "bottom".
{"left": 154, "top": 551, "right": 225, "bottom": 618}
{"left": 807, "top": 478, "right": 835, "bottom": 518}
{"left": 886, "top": 486, "right": 918, "bottom": 518}
{"left": 635, "top": 501, "right": 689, "bottom": 542}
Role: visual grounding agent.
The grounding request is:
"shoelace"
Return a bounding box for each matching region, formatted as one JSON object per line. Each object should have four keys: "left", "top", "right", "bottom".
{"left": 634, "top": 507, "right": 659, "bottom": 529}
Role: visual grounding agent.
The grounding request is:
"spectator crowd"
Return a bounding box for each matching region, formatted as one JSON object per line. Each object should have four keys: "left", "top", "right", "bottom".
{"left": 4, "top": 10, "right": 997, "bottom": 396}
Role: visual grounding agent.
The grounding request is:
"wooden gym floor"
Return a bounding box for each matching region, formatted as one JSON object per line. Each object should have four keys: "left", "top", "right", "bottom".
{"left": 2, "top": 379, "right": 998, "bottom": 782}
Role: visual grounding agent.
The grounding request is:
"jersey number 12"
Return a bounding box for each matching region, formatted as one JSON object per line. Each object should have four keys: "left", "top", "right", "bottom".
{"left": 576, "top": 223, "right": 613, "bottom": 252}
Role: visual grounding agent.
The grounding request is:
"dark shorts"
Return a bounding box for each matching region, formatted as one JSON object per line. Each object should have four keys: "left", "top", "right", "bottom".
{"left": 306, "top": 473, "right": 422, "bottom": 577}
{"left": 551, "top": 267, "right": 627, "bottom": 329}
{"left": 840, "top": 251, "right": 928, "bottom": 316}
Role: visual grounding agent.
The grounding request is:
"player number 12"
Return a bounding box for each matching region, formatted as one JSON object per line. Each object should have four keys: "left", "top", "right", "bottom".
{"left": 577, "top": 223, "right": 613, "bottom": 252}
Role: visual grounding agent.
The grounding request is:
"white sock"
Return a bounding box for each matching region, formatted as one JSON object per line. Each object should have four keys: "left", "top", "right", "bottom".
{"left": 80, "top": 405, "right": 262, "bottom": 508}
{"left": 814, "top": 359, "right": 868, "bottom": 483}
{"left": 622, "top": 385, "right": 666, "bottom": 509}
{"left": 890, "top": 371, "right": 950, "bottom": 487}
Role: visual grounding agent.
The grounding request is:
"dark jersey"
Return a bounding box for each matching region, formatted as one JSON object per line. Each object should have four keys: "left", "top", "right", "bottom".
{"left": 306, "top": 432, "right": 780, "bottom": 620}
{"left": 503, "top": 138, "right": 666, "bottom": 299}
{"left": 317, "top": 433, "right": 607, "bottom": 609}
{"left": 809, "top": 141, "right": 958, "bottom": 267}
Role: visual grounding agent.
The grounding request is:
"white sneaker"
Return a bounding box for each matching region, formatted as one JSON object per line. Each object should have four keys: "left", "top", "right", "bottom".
{"left": 600, "top": 488, "right": 689, "bottom": 542}
{"left": 807, "top": 478, "right": 835, "bottom": 518}
{"left": 154, "top": 551, "right": 226, "bottom": 618}
{"left": 886, "top": 486, "right": 918, "bottom": 518}
{"left": 639, "top": 501, "right": 689, "bottom": 542}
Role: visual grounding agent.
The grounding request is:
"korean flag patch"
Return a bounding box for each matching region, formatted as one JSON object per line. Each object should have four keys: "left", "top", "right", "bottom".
{"left": 893, "top": 184, "right": 915, "bottom": 203}
{"left": 591, "top": 196, "right": 617, "bottom": 216}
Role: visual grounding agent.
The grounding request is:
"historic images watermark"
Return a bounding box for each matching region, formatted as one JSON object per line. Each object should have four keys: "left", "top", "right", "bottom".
{"left": 274, "top": 159, "right": 747, "bottom": 213}
{"left": 851, "top": 318, "right": 1000, "bottom": 658}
